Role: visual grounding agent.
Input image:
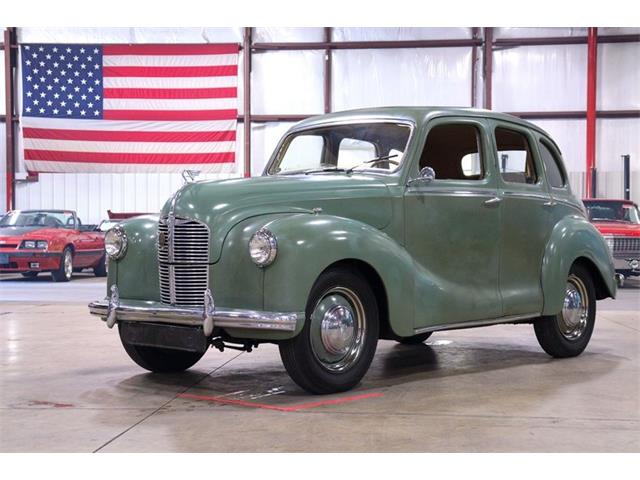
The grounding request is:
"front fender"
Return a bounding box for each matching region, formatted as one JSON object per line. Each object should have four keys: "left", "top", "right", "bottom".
{"left": 107, "top": 215, "right": 160, "bottom": 302}
{"left": 262, "top": 213, "right": 416, "bottom": 337}
{"left": 541, "top": 215, "right": 616, "bottom": 315}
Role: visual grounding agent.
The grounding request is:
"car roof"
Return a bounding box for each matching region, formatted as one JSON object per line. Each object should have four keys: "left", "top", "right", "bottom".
{"left": 293, "top": 106, "right": 553, "bottom": 138}
{"left": 11, "top": 209, "right": 74, "bottom": 213}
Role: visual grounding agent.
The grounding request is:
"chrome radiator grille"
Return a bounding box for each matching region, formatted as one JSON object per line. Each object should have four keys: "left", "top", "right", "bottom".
{"left": 158, "top": 215, "right": 210, "bottom": 307}
{"left": 613, "top": 236, "right": 640, "bottom": 256}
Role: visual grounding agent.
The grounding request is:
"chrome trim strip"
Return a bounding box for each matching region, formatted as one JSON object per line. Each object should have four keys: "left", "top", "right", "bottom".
{"left": 413, "top": 312, "right": 540, "bottom": 334}
{"left": 501, "top": 191, "right": 550, "bottom": 202}
{"left": 405, "top": 189, "right": 496, "bottom": 197}
{"left": 88, "top": 298, "right": 301, "bottom": 332}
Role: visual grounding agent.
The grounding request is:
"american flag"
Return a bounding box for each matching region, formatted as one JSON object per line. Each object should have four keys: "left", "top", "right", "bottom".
{"left": 20, "top": 43, "right": 239, "bottom": 173}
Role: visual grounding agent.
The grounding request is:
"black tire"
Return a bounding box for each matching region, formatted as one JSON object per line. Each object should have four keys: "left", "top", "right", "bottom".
{"left": 534, "top": 263, "right": 596, "bottom": 358}
{"left": 397, "top": 332, "right": 433, "bottom": 345}
{"left": 118, "top": 325, "right": 205, "bottom": 372}
{"left": 279, "top": 267, "right": 379, "bottom": 394}
{"left": 94, "top": 254, "right": 108, "bottom": 277}
{"left": 51, "top": 247, "right": 73, "bottom": 282}
{"left": 21, "top": 271, "right": 39, "bottom": 279}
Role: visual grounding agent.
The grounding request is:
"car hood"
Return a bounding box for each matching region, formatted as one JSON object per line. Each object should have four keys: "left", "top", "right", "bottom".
{"left": 0, "top": 226, "right": 65, "bottom": 239}
{"left": 162, "top": 174, "right": 394, "bottom": 263}
{"left": 592, "top": 221, "right": 640, "bottom": 236}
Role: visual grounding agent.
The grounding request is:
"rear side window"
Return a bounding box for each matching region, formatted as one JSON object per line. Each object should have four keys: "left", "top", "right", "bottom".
{"left": 495, "top": 127, "right": 537, "bottom": 184}
{"left": 539, "top": 140, "right": 566, "bottom": 188}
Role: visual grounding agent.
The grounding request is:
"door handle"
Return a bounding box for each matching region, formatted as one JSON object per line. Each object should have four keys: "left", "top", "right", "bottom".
{"left": 543, "top": 200, "right": 557, "bottom": 208}
{"left": 484, "top": 197, "right": 502, "bottom": 207}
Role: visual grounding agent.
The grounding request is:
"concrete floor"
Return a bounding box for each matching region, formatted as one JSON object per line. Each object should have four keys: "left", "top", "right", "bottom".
{"left": 1, "top": 273, "right": 638, "bottom": 452}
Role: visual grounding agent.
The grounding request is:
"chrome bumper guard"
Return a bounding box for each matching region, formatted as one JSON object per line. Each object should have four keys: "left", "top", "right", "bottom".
{"left": 88, "top": 285, "right": 301, "bottom": 335}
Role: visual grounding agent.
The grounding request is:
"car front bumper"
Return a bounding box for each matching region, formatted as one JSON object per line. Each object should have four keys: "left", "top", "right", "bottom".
{"left": 613, "top": 256, "right": 640, "bottom": 276}
{"left": 0, "top": 251, "right": 61, "bottom": 272}
{"left": 88, "top": 285, "right": 302, "bottom": 335}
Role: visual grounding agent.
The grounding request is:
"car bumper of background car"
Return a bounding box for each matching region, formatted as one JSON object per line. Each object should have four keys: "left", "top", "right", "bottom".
{"left": 613, "top": 256, "right": 640, "bottom": 275}
{"left": 0, "top": 251, "right": 61, "bottom": 272}
{"left": 88, "top": 285, "right": 303, "bottom": 336}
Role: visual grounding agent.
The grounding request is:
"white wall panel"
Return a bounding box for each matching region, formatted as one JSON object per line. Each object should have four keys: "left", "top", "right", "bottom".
{"left": 333, "top": 28, "right": 472, "bottom": 41}
{"left": 333, "top": 47, "right": 472, "bottom": 111}
{"left": 0, "top": 50, "right": 5, "bottom": 114}
{"left": 529, "top": 119, "right": 587, "bottom": 173}
{"left": 597, "top": 43, "right": 640, "bottom": 110}
{"left": 18, "top": 27, "right": 242, "bottom": 43}
{"left": 253, "top": 28, "right": 324, "bottom": 43}
{"left": 495, "top": 28, "right": 587, "bottom": 39}
{"left": 493, "top": 45, "right": 587, "bottom": 112}
{"left": 252, "top": 51, "right": 324, "bottom": 114}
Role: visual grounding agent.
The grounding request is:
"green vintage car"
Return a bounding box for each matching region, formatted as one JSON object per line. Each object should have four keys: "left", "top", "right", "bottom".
{"left": 89, "top": 107, "right": 616, "bottom": 394}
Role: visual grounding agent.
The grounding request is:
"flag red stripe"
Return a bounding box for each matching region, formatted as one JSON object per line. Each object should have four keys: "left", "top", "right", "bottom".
{"left": 24, "top": 149, "right": 235, "bottom": 164}
{"left": 22, "top": 127, "right": 236, "bottom": 142}
{"left": 103, "top": 109, "right": 237, "bottom": 121}
{"left": 103, "top": 87, "right": 237, "bottom": 99}
{"left": 103, "top": 44, "right": 239, "bottom": 56}
{"left": 103, "top": 65, "right": 238, "bottom": 78}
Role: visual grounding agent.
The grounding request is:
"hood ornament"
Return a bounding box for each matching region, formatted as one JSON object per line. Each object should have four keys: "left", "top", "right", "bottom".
{"left": 182, "top": 170, "right": 201, "bottom": 184}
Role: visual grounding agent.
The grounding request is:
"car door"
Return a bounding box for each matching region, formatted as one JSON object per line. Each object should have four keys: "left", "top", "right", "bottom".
{"left": 491, "top": 121, "right": 552, "bottom": 316}
{"left": 404, "top": 117, "right": 502, "bottom": 329}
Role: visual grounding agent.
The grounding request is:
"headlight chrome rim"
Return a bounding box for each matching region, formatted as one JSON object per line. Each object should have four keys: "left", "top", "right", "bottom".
{"left": 105, "top": 225, "right": 128, "bottom": 260}
{"left": 249, "top": 228, "right": 278, "bottom": 267}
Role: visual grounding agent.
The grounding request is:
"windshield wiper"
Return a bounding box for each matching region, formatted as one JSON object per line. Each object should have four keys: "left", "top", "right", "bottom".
{"left": 345, "top": 154, "right": 399, "bottom": 174}
{"left": 303, "top": 167, "right": 347, "bottom": 175}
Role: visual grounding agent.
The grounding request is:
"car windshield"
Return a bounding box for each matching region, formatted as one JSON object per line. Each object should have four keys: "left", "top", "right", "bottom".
{"left": 268, "top": 122, "right": 412, "bottom": 175}
{"left": 583, "top": 201, "right": 640, "bottom": 224}
{"left": 0, "top": 210, "right": 75, "bottom": 228}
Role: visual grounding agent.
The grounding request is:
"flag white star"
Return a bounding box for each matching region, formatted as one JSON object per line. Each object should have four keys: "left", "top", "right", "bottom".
{"left": 93, "top": 48, "right": 99, "bottom": 54}
{"left": 67, "top": 109, "right": 72, "bottom": 115}
{"left": 74, "top": 102, "right": 80, "bottom": 107}
{"left": 74, "top": 86, "right": 80, "bottom": 92}
{"left": 25, "top": 107, "right": 32, "bottom": 112}
{"left": 33, "top": 99, "right": 39, "bottom": 105}
{"left": 67, "top": 78, "right": 73, "bottom": 84}
{"left": 67, "top": 63, "right": 72, "bottom": 69}
{"left": 39, "top": 61, "right": 45, "bottom": 67}
{"left": 53, "top": 93, "right": 59, "bottom": 98}
{"left": 88, "top": 72, "right": 94, "bottom": 78}
{"left": 46, "top": 69, "right": 52, "bottom": 75}
{"left": 80, "top": 48, "right": 85, "bottom": 54}
{"left": 26, "top": 75, "right": 32, "bottom": 81}
{"left": 33, "top": 84, "right": 39, "bottom": 90}
{"left": 25, "top": 45, "right": 31, "bottom": 50}
{"left": 52, "top": 47, "right": 57, "bottom": 52}
{"left": 26, "top": 91, "right": 33, "bottom": 97}
{"left": 40, "top": 92, "right": 46, "bottom": 98}
{"left": 25, "top": 60, "right": 31, "bottom": 66}
{"left": 39, "top": 77, "right": 45, "bottom": 82}
{"left": 60, "top": 70, "right": 66, "bottom": 76}
{"left": 46, "top": 85, "right": 53, "bottom": 90}
{"left": 60, "top": 101, "right": 66, "bottom": 106}
{"left": 88, "top": 102, "right": 93, "bottom": 108}
{"left": 46, "top": 100, "right": 52, "bottom": 106}
{"left": 80, "top": 110, "right": 86, "bottom": 116}
{"left": 60, "top": 86, "right": 66, "bottom": 91}
{"left": 81, "top": 94, "right": 87, "bottom": 100}
{"left": 38, "top": 46, "right": 44, "bottom": 52}
{"left": 33, "top": 68, "right": 39, "bottom": 74}
{"left": 88, "top": 87, "right": 94, "bottom": 93}
{"left": 53, "top": 62, "right": 59, "bottom": 68}
{"left": 53, "top": 78, "right": 59, "bottom": 83}
{"left": 45, "top": 54, "right": 51, "bottom": 59}
{"left": 67, "top": 93, "right": 73, "bottom": 99}
{"left": 81, "top": 79, "right": 87, "bottom": 85}
{"left": 80, "top": 63, "right": 86, "bottom": 69}
{"left": 94, "top": 64, "right": 100, "bottom": 70}
{"left": 87, "top": 56, "right": 93, "bottom": 61}
{"left": 59, "top": 54, "right": 65, "bottom": 60}
{"left": 94, "top": 110, "right": 100, "bottom": 116}
{"left": 39, "top": 108, "right": 45, "bottom": 113}
{"left": 53, "top": 108, "right": 59, "bottom": 114}
{"left": 95, "top": 95, "right": 101, "bottom": 100}
{"left": 66, "top": 47, "right": 71, "bottom": 53}
{"left": 74, "top": 71, "right": 80, "bottom": 77}
{"left": 32, "top": 52, "right": 38, "bottom": 58}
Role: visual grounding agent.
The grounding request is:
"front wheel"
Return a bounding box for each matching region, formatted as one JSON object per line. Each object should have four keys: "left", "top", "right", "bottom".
{"left": 118, "top": 325, "right": 205, "bottom": 372}
{"left": 51, "top": 247, "right": 73, "bottom": 282}
{"left": 534, "top": 264, "right": 596, "bottom": 358}
{"left": 93, "top": 254, "right": 107, "bottom": 277}
{"left": 279, "top": 267, "right": 379, "bottom": 394}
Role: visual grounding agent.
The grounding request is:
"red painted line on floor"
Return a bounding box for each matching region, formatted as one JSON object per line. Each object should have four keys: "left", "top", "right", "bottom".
{"left": 178, "top": 392, "right": 384, "bottom": 412}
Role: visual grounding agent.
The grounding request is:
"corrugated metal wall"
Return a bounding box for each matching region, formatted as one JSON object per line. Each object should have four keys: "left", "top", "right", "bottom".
{"left": 2, "top": 27, "right": 639, "bottom": 223}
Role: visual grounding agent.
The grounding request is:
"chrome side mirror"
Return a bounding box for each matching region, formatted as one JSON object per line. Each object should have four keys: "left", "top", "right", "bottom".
{"left": 407, "top": 166, "right": 436, "bottom": 186}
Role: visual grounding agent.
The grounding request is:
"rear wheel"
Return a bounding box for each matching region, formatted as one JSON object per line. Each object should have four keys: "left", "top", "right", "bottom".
{"left": 21, "top": 271, "right": 39, "bottom": 279}
{"left": 534, "top": 264, "right": 596, "bottom": 358}
{"left": 51, "top": 247, "right": 73, "bottom": 282}
{"left": 397, "top": 332, "right": 433, "bottom": 345}
{"left": 279, "top": 267, "right": 379, "bottom": 394}
{"left": 118, "top": 325, "right": 205, "bottom": 372}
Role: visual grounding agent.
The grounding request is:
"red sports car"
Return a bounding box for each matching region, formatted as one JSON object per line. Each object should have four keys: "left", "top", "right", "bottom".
{"left": 0, "top": 209, "right": 106, "bottom": 281}
{"left": 583, "top": 198, "right": 640, "bottom": 287}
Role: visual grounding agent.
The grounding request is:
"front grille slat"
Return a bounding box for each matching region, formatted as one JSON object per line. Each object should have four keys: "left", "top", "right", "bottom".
{"left": 612, "top": 236, "right": 640, "bottom": 257}
{"left": 158, "top": 216, "right": 210, "bottom": 307}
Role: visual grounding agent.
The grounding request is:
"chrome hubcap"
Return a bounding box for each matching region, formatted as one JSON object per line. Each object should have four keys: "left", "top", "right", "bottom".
{"left": 559, "top": 274, "right": 589, "bottom": 340}
{"left": 310, "top": 287, "right": 366, "bottom": 372}
{"left": 64, "top": 251, "right": 73, "bottom": 278}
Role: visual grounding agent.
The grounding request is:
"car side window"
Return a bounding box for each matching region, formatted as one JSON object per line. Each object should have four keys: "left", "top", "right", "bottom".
{"left": 538, "top": 140, "right": 566, "bottom": 188}
{"left": 495, "top": 127, "right": 538, "bottom": 184}
{"left": 419, "top": 124, "right": 485, "bottom": 180}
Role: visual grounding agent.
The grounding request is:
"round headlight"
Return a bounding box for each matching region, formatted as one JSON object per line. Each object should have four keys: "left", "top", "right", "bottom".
{"left": 105, "top": 225, "right": 127, "bottom": 260}
{"left": 249, "top": 228, "right": 277, "bottom": 267}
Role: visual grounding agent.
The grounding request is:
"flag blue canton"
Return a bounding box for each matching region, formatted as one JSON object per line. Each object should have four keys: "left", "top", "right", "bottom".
{"left": 21, "top": 44, "right": 104, "bottom": 119}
